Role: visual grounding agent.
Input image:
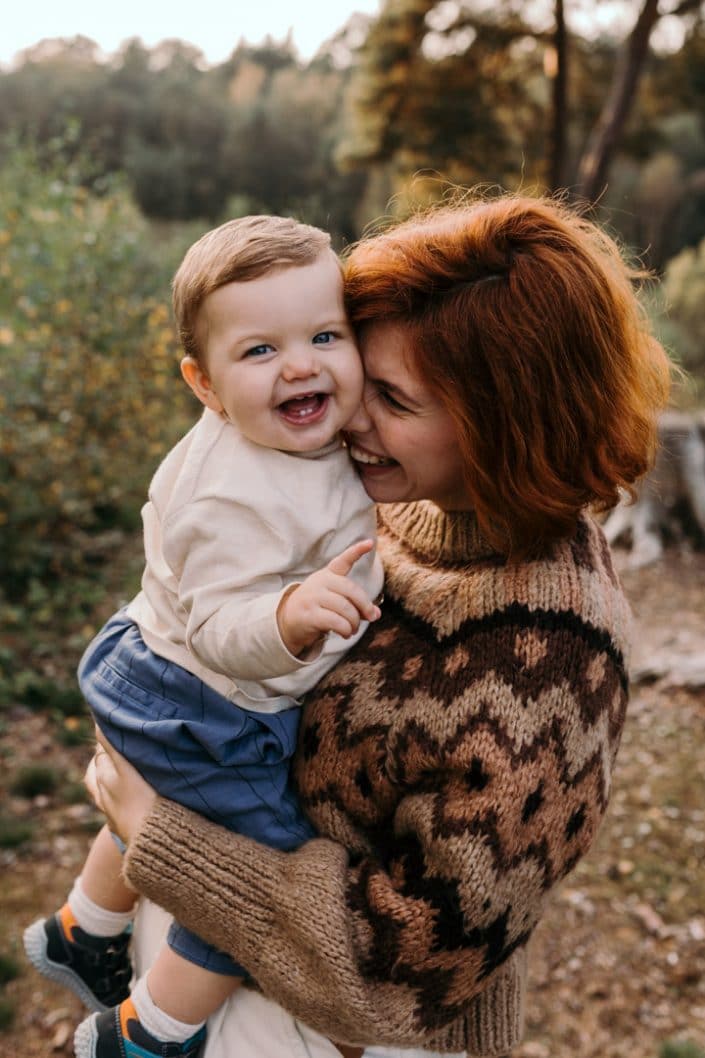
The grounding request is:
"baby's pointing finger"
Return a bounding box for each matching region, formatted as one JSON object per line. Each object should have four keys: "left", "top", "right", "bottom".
{"left": 327, "top": 539, "right": 375, "bottom": 578}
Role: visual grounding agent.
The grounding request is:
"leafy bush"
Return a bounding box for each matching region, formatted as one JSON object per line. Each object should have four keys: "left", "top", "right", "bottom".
{"left": 660, "top": 236, "right": 705, "bottom": 400}
{"left": 9, "top": 763, "right": 59, "bottom": 798}
{"left": 0, "top": 954, "right": 20, "bottom": 987}
{"left": 0, "top": 142, "right": 193, "bottom": 601}
{"left": 0, "top": 995, "right": 15, "bottom": 1031}
{"left": 660, "top": 1040, "right": 705, "bottom": 1058}
{"left": 0, "top": 816, "right": 34, "bottom": 848}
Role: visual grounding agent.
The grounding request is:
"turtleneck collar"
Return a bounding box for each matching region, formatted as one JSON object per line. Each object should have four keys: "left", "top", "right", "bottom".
{"left": 377, "top": 501, "right": 500, "bottom": 565}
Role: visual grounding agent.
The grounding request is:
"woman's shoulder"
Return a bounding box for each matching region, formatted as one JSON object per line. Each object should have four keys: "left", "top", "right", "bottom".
{"left": 376, "top": 504, "right": 631, "bottom": 657}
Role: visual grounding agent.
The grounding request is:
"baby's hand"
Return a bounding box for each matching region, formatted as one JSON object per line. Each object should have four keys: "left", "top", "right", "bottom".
{"left": 277, "top": 540, "right": 381, "bottom": 657}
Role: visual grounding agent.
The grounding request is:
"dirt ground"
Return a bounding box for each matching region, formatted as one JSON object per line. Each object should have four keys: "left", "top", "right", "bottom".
{"left": 1, "top": 547, "right": 704, "bottom": 1058}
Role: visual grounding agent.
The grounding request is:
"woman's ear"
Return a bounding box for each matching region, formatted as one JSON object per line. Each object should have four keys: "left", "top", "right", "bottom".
{"left": 180, "top": 356, "right": 224, "bottom": 414}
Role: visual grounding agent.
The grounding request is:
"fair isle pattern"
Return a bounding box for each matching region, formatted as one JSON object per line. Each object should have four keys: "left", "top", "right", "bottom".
{"left": 125, "top": 502, "right": 632, "bottom": 1053}
{"left": 294, "top": 503, "right": 631, "bottom": 1037}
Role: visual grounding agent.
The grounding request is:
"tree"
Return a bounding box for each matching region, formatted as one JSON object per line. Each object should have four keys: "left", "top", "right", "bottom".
{"left": 548, "top": 0, "right": 569, "bottom": 189}
{"left": 339, "top": 0, "right": 705, "bottom": 227}
{"left": 570, "top": 0, "right": 704, "bottom": 202}
{"left": 340, "top": 0, "right": 548, "bottom": 204}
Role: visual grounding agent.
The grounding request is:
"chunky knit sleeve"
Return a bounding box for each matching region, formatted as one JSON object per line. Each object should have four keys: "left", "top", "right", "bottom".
{"left": 124, "top": 782, "right": 526, "bottom": 1052}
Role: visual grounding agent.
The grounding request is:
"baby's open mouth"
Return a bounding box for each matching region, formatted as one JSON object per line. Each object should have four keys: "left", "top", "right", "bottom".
{"left": 278, "top": 393, "right": 329, "bottom": 424}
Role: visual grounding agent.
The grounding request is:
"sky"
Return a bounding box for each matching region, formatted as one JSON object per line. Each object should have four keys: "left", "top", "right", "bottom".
{"left": 2, "top": 0, "right": 382, "bottom": 68}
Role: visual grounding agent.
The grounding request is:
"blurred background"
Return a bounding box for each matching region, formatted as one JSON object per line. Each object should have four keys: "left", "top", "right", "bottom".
{"left": 0, "top": 2, "right": 704, "bottom": 1057}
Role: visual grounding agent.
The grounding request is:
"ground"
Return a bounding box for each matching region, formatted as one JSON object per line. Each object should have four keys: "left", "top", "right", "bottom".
{"left": 1, "top": 547, "right": 704, "bottom": 1058}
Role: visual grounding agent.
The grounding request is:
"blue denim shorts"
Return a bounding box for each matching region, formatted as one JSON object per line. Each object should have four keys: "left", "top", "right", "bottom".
{"left": 78, "top": 610, "right": 315, "bottom": 976}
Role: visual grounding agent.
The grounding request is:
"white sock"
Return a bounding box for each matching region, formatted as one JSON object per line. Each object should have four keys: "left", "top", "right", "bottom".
{"left": 67, "top": 877, "right": 136, "bottom": 938}
{"left": 131, "top": 975, "right": 205, "bottom": 1043}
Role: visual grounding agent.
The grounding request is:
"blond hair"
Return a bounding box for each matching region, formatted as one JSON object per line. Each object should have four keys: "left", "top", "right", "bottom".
{"left": 173, "top": 215, "right": 331, "bottom": 362}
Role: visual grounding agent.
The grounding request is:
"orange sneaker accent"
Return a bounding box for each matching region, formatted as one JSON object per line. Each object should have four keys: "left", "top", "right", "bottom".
{"left": 59, "top": 903, "right": 79, "bottom": 941}
{"left": 119, "top": 997, "right": 139, "bottom": 1040}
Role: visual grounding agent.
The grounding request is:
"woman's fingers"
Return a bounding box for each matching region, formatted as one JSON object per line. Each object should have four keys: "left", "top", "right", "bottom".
{"left": 83, "top": 755, "right": 102, "bottom": 811}
{"left": 86, "top": 727, "right": 158, "bottom": 844}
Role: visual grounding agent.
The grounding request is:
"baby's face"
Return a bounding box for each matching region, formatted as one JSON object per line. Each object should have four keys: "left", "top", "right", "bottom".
{"left": 195, "top": 253, "right": 363, "bottom": 453}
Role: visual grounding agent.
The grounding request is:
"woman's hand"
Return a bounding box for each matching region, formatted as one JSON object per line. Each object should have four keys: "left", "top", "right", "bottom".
{"left": 84, "top": 728, "right": 157, "bottom": 845}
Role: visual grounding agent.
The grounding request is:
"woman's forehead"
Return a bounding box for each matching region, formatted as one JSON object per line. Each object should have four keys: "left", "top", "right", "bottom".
{"left": 360, "top": 321, "right": 408, "bottom": 370}
{"left": 359, "top": 322, "right": 427, "bottom": 400}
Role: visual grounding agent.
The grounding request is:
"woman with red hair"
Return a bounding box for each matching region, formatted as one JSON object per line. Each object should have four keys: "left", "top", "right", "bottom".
{"left": 86, "top": 195, "right": 671, "bottom": 1058}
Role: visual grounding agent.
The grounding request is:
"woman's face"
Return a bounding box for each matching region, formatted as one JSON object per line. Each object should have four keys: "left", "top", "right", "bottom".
{"left": 346, "top": 321, "right": 472, "bottom": 510}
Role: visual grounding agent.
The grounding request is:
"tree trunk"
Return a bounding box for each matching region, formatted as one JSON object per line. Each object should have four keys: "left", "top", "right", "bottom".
{"left": 549, "top": 0, "right": 568, "bottom": 191}
{"left": 574, "top": 0, "right": 660, "bottom": 203}
{"left": 602, "top": 411, "right": 705, "bottom": 568}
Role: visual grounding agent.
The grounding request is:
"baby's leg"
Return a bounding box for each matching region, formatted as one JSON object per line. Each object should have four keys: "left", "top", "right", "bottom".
{"left": 72, "top": 946, "right": 239, "bottom": 1056}
{"left": 79, "top": 823, "right": 137, "bottom": 912}
{"left": 23, "top": 824, "right": 136, "bottom": 1011}
{"left": 145, "top": 944, "right": 241, "bottom": 1027}
{"left": 95, "top": 945, "right": 240, "bottom": 1051}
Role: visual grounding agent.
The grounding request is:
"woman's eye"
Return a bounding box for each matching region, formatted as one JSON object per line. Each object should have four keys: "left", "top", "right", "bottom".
{"left": 312, "top": 331, "right": 335, "bottom": 344}
{"left": 244, "top": 344, "right": 273, "bottom": 358}
{"left": 378, "top": 388, "right": 407, "bottom": 412}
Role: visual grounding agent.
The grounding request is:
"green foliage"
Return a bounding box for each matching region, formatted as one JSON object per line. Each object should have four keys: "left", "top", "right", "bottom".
{"left": 57, "top": 714, "right": 93, "bottom": 748}
{"left": 1, "top": 10, "right": 704, "bottom": 259}
{"left": 0, "top": 995, "right": 15, "bottom": 1031}
{"left": 660, "top": 1040, "right": 705, "bottom": 1058}
{"left": 0, "top": 816, "right": 34, "bottom": 849}
{"left": 0, "top": 142, "right": 191, "bottom": 603}
{"left": 9, "top": 764, "right": 59, "bottom": 798}
{"left": 341, "top": 0, "right": 547, "bottom": 199}
{"left": 0, "top": 954, "right": 20, "bottom": 987}
{"left": 0, "top": 36, "right": 365, "bottom": 234}
{"left": 220, "top": 52, "right": 367, "bottom": 240}
{"left": 60, "top": 778, "right": 90, "bottom": 803}
{"left": 660, "top": 236, "right": 705, "bottom": 398}
{"left": 0, "top": 665, "right": 85, "bottom": 714}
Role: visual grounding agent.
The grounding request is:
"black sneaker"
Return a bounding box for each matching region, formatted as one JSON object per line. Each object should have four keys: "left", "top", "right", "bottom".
{"left": 23, "top": 904, "right": 132, "bottom": 1012}
{"left": 74, "top": 998, "right": 206, "bottom": 1058}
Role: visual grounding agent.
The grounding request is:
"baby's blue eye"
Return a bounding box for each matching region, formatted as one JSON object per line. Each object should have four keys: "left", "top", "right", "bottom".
{"left": 312, "top": 331, "right": 335, "bottom": 344}
{"left": 244, "top": 344, "right": 273, "bottom": 358}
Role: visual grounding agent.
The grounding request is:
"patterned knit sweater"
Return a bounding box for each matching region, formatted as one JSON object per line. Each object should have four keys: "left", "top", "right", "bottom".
{"left": 124, "top": 501, "right": 632, "bottom": 1054}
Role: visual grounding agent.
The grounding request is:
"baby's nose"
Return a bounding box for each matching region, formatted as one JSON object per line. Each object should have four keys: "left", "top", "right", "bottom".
{"left": 282, "top": 348, "right": 320, "bottom": 380}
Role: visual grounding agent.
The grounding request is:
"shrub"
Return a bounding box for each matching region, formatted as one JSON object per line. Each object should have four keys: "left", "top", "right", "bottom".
{"left": 0, "top": 142, "right": 193, "bottom": 601}
{"left": 0, "top": 816, "right": 34, "bottom": 848}
{"left": 660, "top": 1041, "right": 705, "bottom": 1058}
{"left": 9, "top": 763, "right": 59, "bottom": 798}
{"left": 0, "top": 995, "right": 15, "bottom": 1031}
{"left": 660, "top": 236, "right": 705, "bottom": 400}
{"left": 0, "top": 954, "right": 20, "bottom": 987}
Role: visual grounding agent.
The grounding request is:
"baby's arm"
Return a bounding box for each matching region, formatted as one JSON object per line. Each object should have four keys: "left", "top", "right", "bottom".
{"left": 276, "top": 540, "right": 381, "bottom": 658}
{"left": 164, "top": 500, "right": 379, "bottom": 682}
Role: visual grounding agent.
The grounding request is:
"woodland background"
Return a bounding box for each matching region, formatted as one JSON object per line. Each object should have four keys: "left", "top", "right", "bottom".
{"left": 0, "top": 1, "right": 704, "bottom": 1055}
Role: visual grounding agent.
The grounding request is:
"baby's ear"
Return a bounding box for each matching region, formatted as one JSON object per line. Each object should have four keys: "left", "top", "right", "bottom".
{"left": 180, "top": 356, "right": 224, "bottom": 414}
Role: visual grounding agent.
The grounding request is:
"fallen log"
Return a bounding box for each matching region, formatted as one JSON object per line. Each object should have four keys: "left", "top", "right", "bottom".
{"left": 602, "top": 409, "right": 705, "bottom": 568}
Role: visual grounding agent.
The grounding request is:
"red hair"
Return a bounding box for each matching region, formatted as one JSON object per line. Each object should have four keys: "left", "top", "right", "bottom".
{"left": 344, "top": 195, "right": 672, "bottom": 559}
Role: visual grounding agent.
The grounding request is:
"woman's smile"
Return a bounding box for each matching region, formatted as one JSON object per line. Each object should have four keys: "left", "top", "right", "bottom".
{"left": 347, "top": 442, "right": 396, "bottom": 467}
{"left": 346, "top": 322, "right": 472, "bottom": 510}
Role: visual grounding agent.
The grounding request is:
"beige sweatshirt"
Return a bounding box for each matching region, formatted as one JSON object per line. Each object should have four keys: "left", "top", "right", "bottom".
{"left": 126, "top": 408, "right": 383, "bottom": 712}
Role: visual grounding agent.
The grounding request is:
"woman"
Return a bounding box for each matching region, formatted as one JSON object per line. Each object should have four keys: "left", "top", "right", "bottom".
{"left": 87, "top": 194, "right": 671, "bottom": 1057}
